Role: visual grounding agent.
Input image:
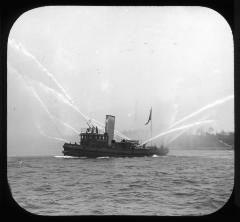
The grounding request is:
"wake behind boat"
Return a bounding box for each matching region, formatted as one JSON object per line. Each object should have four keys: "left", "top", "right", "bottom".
{"left": 63, "top": 114, "right": 169, "bottom": 158}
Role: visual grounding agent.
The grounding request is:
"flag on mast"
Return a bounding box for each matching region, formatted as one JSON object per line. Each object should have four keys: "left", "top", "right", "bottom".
{"left": 145, "top": 107, "right": 152, "bottom": 125}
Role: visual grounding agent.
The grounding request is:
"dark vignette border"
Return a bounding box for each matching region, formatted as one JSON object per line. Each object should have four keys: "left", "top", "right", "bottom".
{"left": 0, "top": 0, "right": 238, "bottom": 221}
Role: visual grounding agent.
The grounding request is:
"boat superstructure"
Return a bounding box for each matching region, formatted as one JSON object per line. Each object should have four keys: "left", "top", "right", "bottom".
{"left": 63, "top": 115, "right": 168, "bottom": 158}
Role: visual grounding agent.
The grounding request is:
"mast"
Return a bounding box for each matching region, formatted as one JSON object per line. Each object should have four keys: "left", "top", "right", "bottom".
{"left": 151, "top": 108, "right": 152, "bottom": 146}
{"left": 145, "top": 107, "right": 152, "bottom": 147}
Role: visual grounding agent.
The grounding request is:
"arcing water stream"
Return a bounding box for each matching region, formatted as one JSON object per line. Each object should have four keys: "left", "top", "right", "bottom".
{"left": 141, "top": 95, "right": 233, "bottom": 146}
{"left": 8, "top": 38, "right": 233, "bottom": 145}
{"left": 140, "top": 120, "right": 215, "bottom": 146}
{"left": 168, "top": 95, "right": 233, "bottom": 129}
{"left": 165, "top": 115, "right": 211, "bottom": 145}
{"left": 9, "top": 65, "right": 80, "bottom": 140}
{"left": 8, "top": 38, "right": 130, "bottom": 140}
{"left": 35, "top": 124, "right": 70, "bottom": 143}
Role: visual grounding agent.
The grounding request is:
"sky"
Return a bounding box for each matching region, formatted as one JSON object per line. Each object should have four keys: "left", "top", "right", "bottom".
{"left": 7, "top": 6, "right": 234, "bottom": 156}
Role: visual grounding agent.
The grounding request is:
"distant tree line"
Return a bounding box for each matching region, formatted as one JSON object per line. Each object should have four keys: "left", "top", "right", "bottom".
{"left": 216, "top": 131, "right": 234, "bottom": 147}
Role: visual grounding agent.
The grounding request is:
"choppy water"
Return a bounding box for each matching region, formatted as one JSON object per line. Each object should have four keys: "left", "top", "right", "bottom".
{"left": 7, "top": 149, "right": 234, "bottom": 215}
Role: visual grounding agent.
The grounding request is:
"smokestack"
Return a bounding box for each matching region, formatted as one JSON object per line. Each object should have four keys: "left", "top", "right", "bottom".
{"left": 105, "top": 115, "right": 115, "bottom": 146}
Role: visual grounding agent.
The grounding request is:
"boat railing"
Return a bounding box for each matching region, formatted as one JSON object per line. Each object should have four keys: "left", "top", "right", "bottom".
{"left": 80, "top": 127, "right": 105, "bottom": 134}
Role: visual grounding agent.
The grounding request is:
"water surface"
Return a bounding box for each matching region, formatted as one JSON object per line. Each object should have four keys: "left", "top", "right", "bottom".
{"left": 7, "top": 149, "right": 234, "bottom": 215}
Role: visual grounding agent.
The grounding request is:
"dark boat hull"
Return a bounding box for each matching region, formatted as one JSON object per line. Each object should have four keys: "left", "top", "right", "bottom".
{"left": 63, "top": 143, "right": 168, "bottom": 158}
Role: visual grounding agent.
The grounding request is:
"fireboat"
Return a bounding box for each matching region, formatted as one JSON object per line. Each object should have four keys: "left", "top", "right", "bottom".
{"left": 63, "top": 115, "right": 168, "bottom": 158}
